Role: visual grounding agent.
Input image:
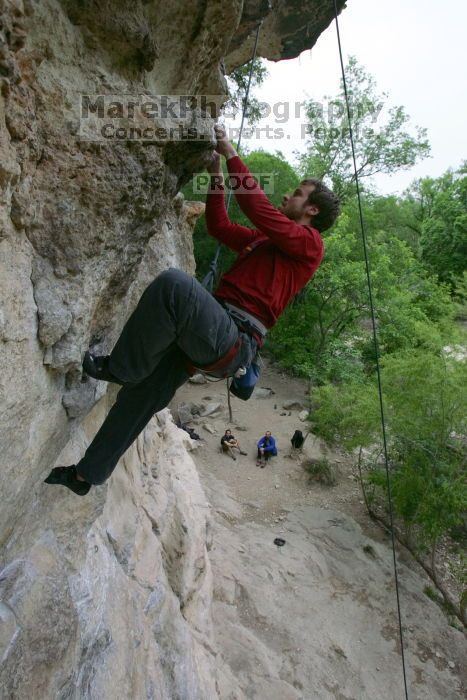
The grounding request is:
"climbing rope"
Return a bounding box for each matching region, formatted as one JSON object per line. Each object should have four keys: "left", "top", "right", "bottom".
{"left": 202, "top": 20, "right": 263, "bottom": 292}
{"left": 332, "top": 2, "right": 409, "bottom": 697}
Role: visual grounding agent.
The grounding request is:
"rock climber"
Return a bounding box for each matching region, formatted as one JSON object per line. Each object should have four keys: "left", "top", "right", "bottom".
{"left": 44, "top": 124, "right": 340, "bottom": 496}
{"left": 256, "top": 431, "right": 277, "bottom": 467}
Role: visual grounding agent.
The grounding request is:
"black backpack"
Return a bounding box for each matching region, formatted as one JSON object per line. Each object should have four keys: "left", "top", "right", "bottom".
{"left": 182, "top": 424, "right": 201, "bottom": 441}
{"left": 291, "top": 430, "right": 305, "bottom": 449}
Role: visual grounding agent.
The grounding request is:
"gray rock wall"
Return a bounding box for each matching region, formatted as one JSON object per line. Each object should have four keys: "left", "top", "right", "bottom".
{"left": 0, "top": 406, "right": 238, "bottom": 698}
{"left": 0, "top": 0, "right": 345, "bottom": 696}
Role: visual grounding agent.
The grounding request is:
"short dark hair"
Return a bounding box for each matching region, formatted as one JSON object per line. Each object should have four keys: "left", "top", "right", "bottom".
{"left": 302, "top": 178, "right": 340, "bottom": 232}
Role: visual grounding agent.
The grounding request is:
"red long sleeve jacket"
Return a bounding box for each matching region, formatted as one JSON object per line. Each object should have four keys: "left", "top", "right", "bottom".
{"left": 205, "top": 155, "right": 325, "bottom": 329}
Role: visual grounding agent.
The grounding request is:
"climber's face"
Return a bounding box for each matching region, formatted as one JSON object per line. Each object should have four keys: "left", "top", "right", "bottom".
{"left": 279, "top": 182, "right": 319, "bottom": 223}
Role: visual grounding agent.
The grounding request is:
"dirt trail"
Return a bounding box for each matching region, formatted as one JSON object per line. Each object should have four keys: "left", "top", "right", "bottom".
{"left": 175, "top": 358, "right": 370, "bottom": 531}
{"left": 172, "top": 359, "right": 466, "bottom": 700}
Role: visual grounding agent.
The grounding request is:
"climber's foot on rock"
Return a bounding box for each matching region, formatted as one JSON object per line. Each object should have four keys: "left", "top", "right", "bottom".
{"left": 83, "top": 351, "right": 123, "bottom": 385}
{"left": 44, "top": 465, "right": 91, "bottom": 496}
{"left": 239, "top": 451, "right": 247, "bottom": 456}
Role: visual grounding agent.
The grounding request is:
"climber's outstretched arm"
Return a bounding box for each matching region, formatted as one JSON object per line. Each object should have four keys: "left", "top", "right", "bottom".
{"left": 205, "top": 150, "right": 258, "bottom": 252}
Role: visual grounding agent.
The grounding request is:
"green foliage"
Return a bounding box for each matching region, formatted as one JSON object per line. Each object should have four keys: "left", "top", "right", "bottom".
{"left": 453, "top": 271, "right": 467, "bottom": 319}
{"left": 398, "top": 165, "right": 467, "bottom": 302}
{"left": 303, "top": 457, "right": 338, "bottom": 486}
{"left": 311, "top": 350, "right": 467, "bottom": 548}
{"left": 311, "top": 379, "right": 380, "bottom": 450}
{"left": 269, "top": 196, "right": 455, "bottom": 378}
{"left": 225, "top": 58, "right": 268, "bottom": 127}
{"left": 298, "top": 57, "right": 430, "bottom": 201}
{"left": 356, "top": 192, "right": 421, "bottom": 253}
{"left": 405, "top": 164, "right": 467, "bottom": 294}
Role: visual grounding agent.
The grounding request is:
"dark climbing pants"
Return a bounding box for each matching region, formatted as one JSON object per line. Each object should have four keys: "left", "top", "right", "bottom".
{"left": 257, "top": 448, "right": 274, "bottom": 461}
{"left": 76, "top": 269, "right": 253, "bottom": 485}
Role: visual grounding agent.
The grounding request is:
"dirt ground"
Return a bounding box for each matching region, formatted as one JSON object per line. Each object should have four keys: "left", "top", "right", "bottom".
{"left": 171, "top": 358, "right": 466, "bottom": 699}
{"left": 174, "top": 357, "right": 380, "bottom": 537}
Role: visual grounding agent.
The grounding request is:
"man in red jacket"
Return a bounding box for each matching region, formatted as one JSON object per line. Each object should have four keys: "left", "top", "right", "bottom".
{"left": 45, "top": 126, "right": 340, "bottom": 495}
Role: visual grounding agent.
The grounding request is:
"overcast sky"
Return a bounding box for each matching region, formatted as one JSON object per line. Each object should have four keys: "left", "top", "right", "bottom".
{"left": 226, "top": 0, "right": 467, "bottom": 195}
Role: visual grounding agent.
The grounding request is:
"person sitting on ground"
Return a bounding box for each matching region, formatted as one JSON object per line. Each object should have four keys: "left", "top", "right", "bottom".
{"left": 220, "top": 429, "right": 247, "bottom": 460}
{"left": 257, "top": 431, "right": 277, "bottom": 467}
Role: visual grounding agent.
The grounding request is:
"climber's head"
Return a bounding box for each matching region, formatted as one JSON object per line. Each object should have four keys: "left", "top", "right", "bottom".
{"left": 279, "top": 179, "right": 340, "bottom": 231}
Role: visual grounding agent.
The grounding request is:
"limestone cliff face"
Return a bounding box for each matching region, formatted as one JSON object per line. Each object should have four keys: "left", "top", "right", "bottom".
{"left": 0, "top": 1, "right": 344, "bottom": 696}
{"left": 0, "top": 408, "right": 232, "bottom": 698}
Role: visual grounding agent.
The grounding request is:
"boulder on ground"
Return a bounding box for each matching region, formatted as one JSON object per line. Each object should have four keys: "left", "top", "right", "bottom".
{"left": 200, "top": 402, "right": 223, "bottom": 417}
{"left": 283, "top": 399, "right": 305, "bottom": 410}
{"left": 177, "top": 401, "right": 203, "bottom": 424}
{"left": 254, "top": 388, "right": 273, "bottom": 399}
{"left": 177, "top": 403, "right": 194, "bottom": 425}
{"left": 189, "top": 373, "right": 207, "bottom": 384}
{"left": 299, "top": 410, "right": 309, "bottom": 422}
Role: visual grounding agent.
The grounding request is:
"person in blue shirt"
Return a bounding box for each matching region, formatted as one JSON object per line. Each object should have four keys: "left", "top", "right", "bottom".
{"left": 256, "top": 431, "right": 277, "bottom": 467}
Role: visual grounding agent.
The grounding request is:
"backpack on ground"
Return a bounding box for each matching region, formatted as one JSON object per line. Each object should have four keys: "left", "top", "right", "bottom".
{"left": 291, "top": 430, "right": 305, "bottom": 449}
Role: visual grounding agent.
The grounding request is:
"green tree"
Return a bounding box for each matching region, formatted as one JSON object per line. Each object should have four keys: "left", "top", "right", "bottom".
{"left": 405, "top": 163, "right": 467, "bottom": 293}
{"left": 298, "top": 57, "right": 431, "bottom": 201}
{"left": 224, "top": 58, "right": 268, "bottom": 127}
{"left": 268, "top": 197, "right": 454, "bottom": 381}
{"left": 313, "top": 349, "right": 467, "bottom": 547}
{"left": 311, "top": 349, "right": 467, "bottom": 622}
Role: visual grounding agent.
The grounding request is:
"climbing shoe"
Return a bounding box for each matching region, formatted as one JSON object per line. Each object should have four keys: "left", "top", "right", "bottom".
{"left": 44, "top": 465, "right": 91, "bottom": 496}
{"left": 83, "top": 351, "right": 123, "bottom": 385}
{"left": 239, "top": 451, "right": 248, "bottom": 456}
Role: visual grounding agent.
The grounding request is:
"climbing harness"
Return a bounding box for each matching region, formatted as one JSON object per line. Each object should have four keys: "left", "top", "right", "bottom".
{"left": 218, "top": 299, "right": 268, "bottom": 341}
{"left": 186, "top": 335, "right": 243, "bottom": 378}
{"left": 332, "top": 2, "right": 409, "bottom": 697}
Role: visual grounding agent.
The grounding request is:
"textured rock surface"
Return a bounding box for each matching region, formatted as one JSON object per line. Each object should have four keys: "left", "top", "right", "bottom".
{"left": 0, "top": 407, "right": 238, "bottom": 698}
{"left": 209, "top": 503, "right": 467, "bottom": 700}
{"left": 0, "top": 0, "right": 347, "bottom": 696}
{"left": 225, "top": 0, "right": 346, "bottom": 69}
{"left": 176, "top": 367, "right": 467, "bottom": 700}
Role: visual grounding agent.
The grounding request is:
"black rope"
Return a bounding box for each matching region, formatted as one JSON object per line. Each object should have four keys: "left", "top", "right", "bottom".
{"left": 202, "top": 20, "right": 263, "bottom": 292}
{"left": 332, "top": 2, "right": 409, "bottom": 697}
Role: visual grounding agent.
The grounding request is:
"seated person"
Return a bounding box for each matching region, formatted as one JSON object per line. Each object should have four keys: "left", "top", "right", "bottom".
{"left": 257, "top": 431, "right": 277, "bottom": 467}
{"left": 221, "top": 429, "right": 247, "bottom": 460}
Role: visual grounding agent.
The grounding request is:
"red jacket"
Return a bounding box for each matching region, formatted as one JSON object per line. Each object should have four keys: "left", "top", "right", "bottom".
{"left": 205, "top": 155, "right": 324, "bottom": 328}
